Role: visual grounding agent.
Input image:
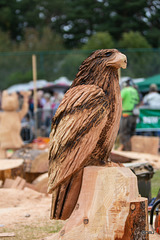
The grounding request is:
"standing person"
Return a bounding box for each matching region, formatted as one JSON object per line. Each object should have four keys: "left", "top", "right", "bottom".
{"left": 52, "top": 92, "right": 64, "bottom": 116}
{"left": 142, "top": 83, "right": 160, "bottom": 107}
{"left": 142, "top": 83, "right": 160, "bottom": 136}
{"left": 42, "top": 93, "right": 52, "bottom": 136}
{"left": 119, "top": 78, "right": 140, "bottom": 151}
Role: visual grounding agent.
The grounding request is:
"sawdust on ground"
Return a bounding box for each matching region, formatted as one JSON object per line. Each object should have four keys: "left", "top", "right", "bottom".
{"left": 0, "top": 188, "right": 52, "bottom": 227}
{"left": 0, "top": 186, "right": 160, "bottom": 240}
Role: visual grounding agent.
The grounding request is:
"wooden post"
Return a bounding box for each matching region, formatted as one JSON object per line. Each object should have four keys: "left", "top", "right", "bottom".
{"left": 118, "top": 68, "right": 121, "bottom": 81}
{"left": 43, "top": 166, "right": 149, "bottom": 240}
{"left": 32, "top": 54, "right": 38, "bottom": 137}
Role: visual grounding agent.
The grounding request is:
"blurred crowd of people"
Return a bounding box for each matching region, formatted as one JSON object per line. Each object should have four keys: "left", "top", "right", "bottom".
{"left": 119, "top": 79, "right": 160, "bottom": 151}
{"left": 28, "top": 90, "right": 64, "bottom": 137}
{"left": 0, "top": 80, "right": 160, "bottom": 146}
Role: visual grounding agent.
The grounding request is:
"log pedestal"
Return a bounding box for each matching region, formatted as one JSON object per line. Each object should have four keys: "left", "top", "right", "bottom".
{"left": 44, "top": 166, "right": 149, "bottom": 240}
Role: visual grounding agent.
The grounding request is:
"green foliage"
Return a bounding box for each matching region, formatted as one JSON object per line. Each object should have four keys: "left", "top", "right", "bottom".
{"left": 104, "top": 0, "right": 148, "bottom": 42}
{"left": 0, "top": 0, "right": 21, "bottom": 39}
{"left": 144, "top": 2, "right": 160, "bottom": 47}
{"left": 0, "top": 53, "right": 33, "bottom": 89}
{"left": 39, "top": 27, "right": 64, "bottom": 51}
{"left": 82, "top": 32, "right": 115, "bottom": 50}
{"left": 51, "top": 0, "right": 154, "bottom": 48}
{"left": 52, "top": 0, "right": 110, "bottom": 48}
{"left": 54, "top": 51, "right": 88, "bottom": 80}
{"left": 1, "top": 221, "right": 63, "bottom": 240}
{"left": 18, "top": 27, "right": 64, "bottom": 51}
{"left": 0, "top": 29, "right": 16, "bottom": 51}
{"left": 145, "top": 27, "right": 160, "bottom": 48}
{"left": 1, "top": 1, "right": 160, "bottom": 89}
{"left": 118, "top": 32, "right": 152, "bottom": 78}
{"left": 118, "top": 31, "right": 151, "bottom": 48}
{"left": 6, "top": 71, "right": 33, "bottom": 88}
{"left": 151, "top": 170, "right": 160, "bottom": 198}
{"left": 121, "top": 49, "right": 160, "bottom": 79}
{"left": 0, "top": 0, "right": 160, "bottom": 48}
{"left": 6, "top": 70, "right": 44, "bottom": 89}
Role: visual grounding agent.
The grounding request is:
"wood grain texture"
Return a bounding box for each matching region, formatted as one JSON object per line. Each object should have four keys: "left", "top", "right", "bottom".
{"left": 123, "top": 199, "right": 149, "bottom": 240}
{"left": 43, "top": 167, "right": 148, "bottom": 240}
{"left": 111, "top": 150, "right": 160, "bottom": 169}
{"left": 0, "top": 159, "right": 24, "bottom": 181}
{"left": 131, "top": 135, "right": 159, "bottom": 155}
{"left": 48, "top": 49, "right": 127, "bottom": 219}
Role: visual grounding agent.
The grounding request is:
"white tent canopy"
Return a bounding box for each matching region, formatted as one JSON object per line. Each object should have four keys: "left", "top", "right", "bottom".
{"left": 7, "top": 77, "right": 72, "bottom": 93}
{"left": 53, "top": 77, "right": 72, "bottom": 86}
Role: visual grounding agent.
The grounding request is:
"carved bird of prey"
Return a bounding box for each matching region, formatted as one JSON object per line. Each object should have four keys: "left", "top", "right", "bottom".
{"left": 48, "top": 49, "right": 127, "bottom": 220}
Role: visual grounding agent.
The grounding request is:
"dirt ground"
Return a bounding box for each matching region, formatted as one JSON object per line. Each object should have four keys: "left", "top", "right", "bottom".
{"left": 0, "top": 188, "right": 160, "bottom": 240}
{"left": 0, "top": 188, "right": 63, "bottom": 240}
{"left": 0, "top": 188, "right": 50, "bottom": 226}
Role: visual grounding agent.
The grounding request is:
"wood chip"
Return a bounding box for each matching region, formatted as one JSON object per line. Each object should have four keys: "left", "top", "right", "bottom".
{"left": 0, "top": 232, "right": 15, "bottom": 237}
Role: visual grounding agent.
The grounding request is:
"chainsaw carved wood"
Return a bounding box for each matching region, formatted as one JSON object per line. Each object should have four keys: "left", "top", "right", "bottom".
{"left": 0, "top": 91, "right": 30, "bottom": 158}
{"left": 48, "top": 49, "right": 127, "bottom": 220}
{"left": 131, "top": 135, "right": 159, "bottom": 155}
{"left": 44, "top": 167, "right": 149, "bottom": 240}
{"left": 0, "top": 159, "right": 24, "bottom": 182}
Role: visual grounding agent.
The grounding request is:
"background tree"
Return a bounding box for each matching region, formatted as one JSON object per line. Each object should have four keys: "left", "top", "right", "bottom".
{"left": 104, "top": 0, "right": 149, "bottom": 42}
{"left": 18, "top": 27, "right": 64, "bottom": 51}
{"left": 0, "top": 0, "right": 65, "bottom": 42}
{"left": 0, "top": 0, "right": 21, "bottom": 40}
{"left": 0, "top": 0, "right": 160, "bottom": 48}
{"left": 55, "top": 51, "right": 87, "bottom": 81}
{"left": 0, "top": 29, "right": 15, "bottom": 51}
{"left": 118, "top": 31, "right": 151, "bottom": 48}
{"left": 118, "top": 31, "right": 154, "bottom": 78}
{"left": 51, "top": 0, "right": 152, "bottom": 48}
{"left": 1, "top": 0, "right": 160, "bottom": 89}
{"left": 2, "top": 27, "right": 65, "bottom": 89}
{"left": 51, "top": 0, "right": 110, "bottom": 48}
{"left": 82, "top": 32, "right": 115, "bottom": 50}
{"left": 144, "top": 1, "right": 160, "bottom": 47}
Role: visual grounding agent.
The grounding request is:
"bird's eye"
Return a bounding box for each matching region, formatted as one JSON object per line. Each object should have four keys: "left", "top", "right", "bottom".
{"left": 105, "top": 52, "right": 112, "bottom": 57}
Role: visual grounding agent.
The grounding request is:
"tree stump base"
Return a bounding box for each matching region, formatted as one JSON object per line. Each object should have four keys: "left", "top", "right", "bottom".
{"left": 0, "top": 159, "right": 24, "bottom": 182}
{"left": 43, "top": 166, "right": 149, "bottom": 240}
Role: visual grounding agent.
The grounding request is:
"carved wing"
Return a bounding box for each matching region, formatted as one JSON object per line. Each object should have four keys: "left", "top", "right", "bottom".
{"left": 48, "top": 84, "right": 110, "bottom": 193}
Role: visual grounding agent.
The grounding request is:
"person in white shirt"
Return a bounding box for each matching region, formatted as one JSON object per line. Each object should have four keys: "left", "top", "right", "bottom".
{"left": 143, "top": 83, "right": 160, "bottom": 108}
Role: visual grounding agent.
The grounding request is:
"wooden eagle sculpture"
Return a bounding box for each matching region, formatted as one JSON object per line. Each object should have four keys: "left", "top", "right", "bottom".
{"left": 48, "top": 49, "right": 127, "bottom": 220}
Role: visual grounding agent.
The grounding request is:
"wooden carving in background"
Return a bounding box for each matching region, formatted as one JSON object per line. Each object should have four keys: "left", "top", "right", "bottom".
{"left": 0, "top": 91, "right": 30, "bottom": 158}
{"left": 48, "top": 49, "right": 127, "bottom": 220}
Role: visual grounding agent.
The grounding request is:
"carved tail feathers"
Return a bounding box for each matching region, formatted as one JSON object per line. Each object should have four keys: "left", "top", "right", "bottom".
{"left": 50, "top": 169, "right": 83, "bottom": 220}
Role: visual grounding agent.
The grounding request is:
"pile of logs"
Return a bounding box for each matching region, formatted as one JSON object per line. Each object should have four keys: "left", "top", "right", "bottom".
{"left": 2, "top": 174, "right": 48, "bottom": 193}
{"left": 0, "top": 146, "right": 49, "bottom": 193}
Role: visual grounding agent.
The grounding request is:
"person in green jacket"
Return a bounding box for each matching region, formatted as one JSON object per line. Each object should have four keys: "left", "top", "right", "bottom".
{"left": 119, "top": 78, "right": 140, "bottom": 151}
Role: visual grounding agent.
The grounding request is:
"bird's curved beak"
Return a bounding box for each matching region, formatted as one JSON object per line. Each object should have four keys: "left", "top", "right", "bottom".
{"left": 120, "top": 54, "right": 127, "bottom": 69}
{"left": 109, "top": 53, "right": 127, "bottom": 69}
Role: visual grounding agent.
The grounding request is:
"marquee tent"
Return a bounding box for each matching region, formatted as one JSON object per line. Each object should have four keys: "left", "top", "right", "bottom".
{"left": 136, "top": 74, "right": 160, "bottom": 93}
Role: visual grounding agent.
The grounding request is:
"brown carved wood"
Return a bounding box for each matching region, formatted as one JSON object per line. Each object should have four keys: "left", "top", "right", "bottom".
{"left": 111, "top": 150, "right": 160, "bottom": 169}
{"left": 131, "top": 135, "right": 159, "bottom": 155}
{"left": 48, "top": 49, "right": 127, "bottom": 220}
{"left": 0, "top": 91, "right": 30, "bottom": 159}
{"left": 0, "top": 159, "right": 24, "bottom": 182}
{"left": 43, "top": 166, "right": 148, "bottom": 240}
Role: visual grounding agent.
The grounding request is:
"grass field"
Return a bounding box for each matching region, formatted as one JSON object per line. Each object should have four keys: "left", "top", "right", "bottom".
{"left": 151, "top": 169, "right": 160, "bottom": 198}
{"left": 0, "top": 221, "right": 63, "bottom": 240}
